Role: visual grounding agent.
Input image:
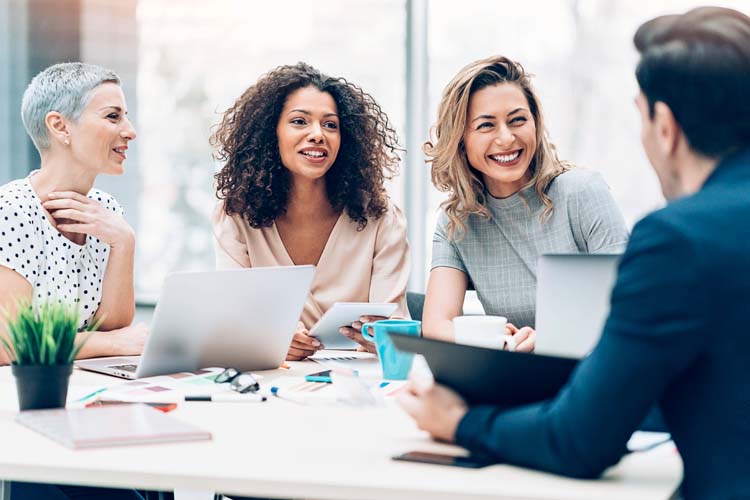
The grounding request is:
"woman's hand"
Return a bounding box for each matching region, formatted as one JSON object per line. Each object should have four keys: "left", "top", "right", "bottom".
{"left": 287, "top": 321, "right": 323, "bottom": 361}
{"left": 80, "top": 322, "right": 149, "bottom": 359}
{"left": 43, "top": 191, "right": 135, "bottom": 249}
{"left": 106, "top": 322, "right": 149, "bottom": 355}
{"left": 506, "top": 323, "right": 536, "bottom": 353}
{"left": 339, "top": 315, "right": 386, "bottom": 354}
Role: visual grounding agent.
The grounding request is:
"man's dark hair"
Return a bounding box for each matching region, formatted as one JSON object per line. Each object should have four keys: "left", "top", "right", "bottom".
{"left": 634, "top": 7, "right": 750, "bottom": 158}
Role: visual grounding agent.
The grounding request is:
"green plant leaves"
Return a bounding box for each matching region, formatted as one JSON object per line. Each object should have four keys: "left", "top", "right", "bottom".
{"left": 1, "top": 300, "right": 98, "bottom": 366}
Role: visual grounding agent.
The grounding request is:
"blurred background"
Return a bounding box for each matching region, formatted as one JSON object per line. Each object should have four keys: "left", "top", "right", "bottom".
{"left": 1, "top": 0, "right": 747, "bottom": 305}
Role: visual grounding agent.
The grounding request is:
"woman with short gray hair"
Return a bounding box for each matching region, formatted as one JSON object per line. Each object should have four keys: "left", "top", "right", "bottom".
{"left": 3, "top": 63, "right": 150, "bottom": 499}
{"left": 0, "top": 62, "right": 147, "bottom": 366}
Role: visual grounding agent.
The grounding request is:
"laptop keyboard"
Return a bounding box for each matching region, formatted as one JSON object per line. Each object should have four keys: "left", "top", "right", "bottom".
{"left": 109, "top": 364, "right": 138, "bottom": 372}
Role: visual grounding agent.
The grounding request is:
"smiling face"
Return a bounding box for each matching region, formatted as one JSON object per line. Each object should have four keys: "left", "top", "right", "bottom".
{"left": 276, "top": 86, "right": 341, "bottom": 182}
{"left": 462, "top": 83, "right": 537, "bottom": 198}
{"left": 66, "top": 82, "right": 136, "bottom": 176}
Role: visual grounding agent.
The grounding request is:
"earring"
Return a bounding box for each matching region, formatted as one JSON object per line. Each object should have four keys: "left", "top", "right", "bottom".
{"left": 64, "top": 139, "right": 70, "bottom": 146}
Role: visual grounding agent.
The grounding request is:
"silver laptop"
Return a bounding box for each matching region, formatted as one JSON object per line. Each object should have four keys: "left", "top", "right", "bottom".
{"left": 76, "top": 266, "right": 315, "bottom": 379}
{"left": 534, "top": 254, "right": 620, "bottom": 359}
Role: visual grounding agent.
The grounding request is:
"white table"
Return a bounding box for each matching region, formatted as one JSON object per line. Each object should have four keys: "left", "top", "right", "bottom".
{"left": 0, "top": 362, "right": 682, "bottom": 500}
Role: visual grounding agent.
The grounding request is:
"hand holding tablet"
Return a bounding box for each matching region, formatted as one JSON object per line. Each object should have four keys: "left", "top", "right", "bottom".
{"left": 309, "top": 302, "right": 398, "bottom": 350}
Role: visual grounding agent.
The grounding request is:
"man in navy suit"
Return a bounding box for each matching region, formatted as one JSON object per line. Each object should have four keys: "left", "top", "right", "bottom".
{"left": 399, "top": 7, "right": 750, "bottom": 500}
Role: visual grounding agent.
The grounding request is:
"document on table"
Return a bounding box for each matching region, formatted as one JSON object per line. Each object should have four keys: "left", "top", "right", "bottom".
{"left": 310, "top": 350, "right": 382, "bottom": 378}
{"left": 86, "top": 368, "right": 265, "bottom": 404}
{"left": 627, "top": 431, "right": 673, "bottom": 452}
{"left": 309, "top": 350, "right": 375, "bottom": 361}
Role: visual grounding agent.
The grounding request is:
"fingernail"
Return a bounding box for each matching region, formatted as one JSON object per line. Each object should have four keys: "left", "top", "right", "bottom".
{"left": 312, "top": 339, "right": 320, "bottom": 346}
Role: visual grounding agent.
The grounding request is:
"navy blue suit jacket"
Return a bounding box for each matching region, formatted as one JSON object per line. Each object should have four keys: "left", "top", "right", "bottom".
{"left": 456, "top": 149, "right": 750, "bottom": 500}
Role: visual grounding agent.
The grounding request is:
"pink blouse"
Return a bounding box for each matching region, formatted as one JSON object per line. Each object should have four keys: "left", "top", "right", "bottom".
{"left": 211, "top": 201, "right": 411, "bottom": 329}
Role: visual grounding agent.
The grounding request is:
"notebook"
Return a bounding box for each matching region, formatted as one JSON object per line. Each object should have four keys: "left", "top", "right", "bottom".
{"left": 16, "top": 404, "right": 212, "bottom": 449}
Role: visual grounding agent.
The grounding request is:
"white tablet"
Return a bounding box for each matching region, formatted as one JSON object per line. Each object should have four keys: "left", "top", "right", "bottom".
{"left": 309, "top": 302, "right": 399, "bottom": 350}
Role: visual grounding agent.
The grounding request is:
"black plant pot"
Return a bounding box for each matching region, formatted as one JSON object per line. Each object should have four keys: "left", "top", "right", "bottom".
{"left": 11, "top": 364, "right": 74, "bottom": 411}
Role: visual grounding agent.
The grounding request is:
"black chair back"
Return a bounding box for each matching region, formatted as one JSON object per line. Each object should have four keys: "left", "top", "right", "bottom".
{"left": 406, "top": 291, "right": 425, "bottom": 322}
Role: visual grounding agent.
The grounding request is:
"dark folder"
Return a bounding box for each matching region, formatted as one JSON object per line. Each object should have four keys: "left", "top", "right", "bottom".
{"left": 389, "top": 333, "right": 579, "bottom": 406}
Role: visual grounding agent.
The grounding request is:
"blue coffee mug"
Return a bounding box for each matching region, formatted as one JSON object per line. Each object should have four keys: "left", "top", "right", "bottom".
{"left": 361, "top": 319, "right": 421, "bottom": 380}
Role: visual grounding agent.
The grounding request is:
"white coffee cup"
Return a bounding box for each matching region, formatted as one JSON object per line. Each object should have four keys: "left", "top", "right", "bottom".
{"left": 452, "top": 315, "right": 515, "bottom": 351}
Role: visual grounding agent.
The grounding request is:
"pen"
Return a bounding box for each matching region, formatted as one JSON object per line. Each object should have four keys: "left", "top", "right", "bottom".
{"left": 75, "top": 387, "right": 107, "bottom": 403}
{"left": 270, "top": 386, "right": 304, "bottom": 403}
{"left": 186, "top": 393, "right": 266, "bottom": 403}
{"left": 270, "top": 386, "right": 338, "bottom": 404}
{"left": 97, "top": 393, "right": 267, "bottom": 405}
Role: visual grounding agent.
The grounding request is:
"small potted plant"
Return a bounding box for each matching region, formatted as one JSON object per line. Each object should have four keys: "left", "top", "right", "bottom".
{"left": 1, "top": 300, "right": 97, "bottom": 411}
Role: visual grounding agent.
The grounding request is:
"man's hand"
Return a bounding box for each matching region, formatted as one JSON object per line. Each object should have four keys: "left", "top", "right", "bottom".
{"left": 398, "top": 379, "right": 469, "bottom": 443}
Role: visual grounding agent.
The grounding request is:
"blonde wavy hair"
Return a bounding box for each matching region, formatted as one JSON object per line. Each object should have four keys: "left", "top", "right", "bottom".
{"left": 425, "top": 55, "right": 572, "bottom": 239}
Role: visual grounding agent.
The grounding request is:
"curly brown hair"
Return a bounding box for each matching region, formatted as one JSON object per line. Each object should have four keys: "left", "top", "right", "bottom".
{"left": 211, "top": 62, "right": 401, "bottom": 230}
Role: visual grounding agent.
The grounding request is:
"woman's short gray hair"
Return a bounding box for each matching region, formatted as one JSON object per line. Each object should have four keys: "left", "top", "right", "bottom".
{"left": 21, "top": 62, "right": 120, "bottom": 152}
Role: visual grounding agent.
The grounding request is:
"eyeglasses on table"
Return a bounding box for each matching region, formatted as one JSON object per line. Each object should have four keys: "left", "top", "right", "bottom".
{"left": 214, "top": 367, "right": 260, "bottom": 394}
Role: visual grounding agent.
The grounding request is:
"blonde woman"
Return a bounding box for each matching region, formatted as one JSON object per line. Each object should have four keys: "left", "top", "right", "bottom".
{"left": 422, "top": 55, "right": 629, "bottom": 349}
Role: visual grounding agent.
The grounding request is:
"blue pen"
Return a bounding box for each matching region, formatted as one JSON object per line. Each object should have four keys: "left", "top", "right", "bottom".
{"left": 271, "top": 385, "right": 301, "bottom": 403}
{"left": 270, "top": 386, "right": 338, "bottom": 404}
{"left": 75, "top": 387, "right": 107, "bottom": 402}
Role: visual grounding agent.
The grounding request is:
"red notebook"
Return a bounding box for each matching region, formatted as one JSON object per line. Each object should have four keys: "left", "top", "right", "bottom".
{"left": 16, "top": 404, "right": 212, "bottom": 449}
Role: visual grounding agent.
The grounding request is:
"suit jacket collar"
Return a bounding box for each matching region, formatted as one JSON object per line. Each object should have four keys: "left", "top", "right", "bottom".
{"left": 703, "top": 147, "right": 750, "bottom": 188}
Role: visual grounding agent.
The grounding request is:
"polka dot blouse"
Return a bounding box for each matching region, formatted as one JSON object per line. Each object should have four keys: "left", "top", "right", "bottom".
{"left": 0, "top": 173, "right": 123, "bottom": 330}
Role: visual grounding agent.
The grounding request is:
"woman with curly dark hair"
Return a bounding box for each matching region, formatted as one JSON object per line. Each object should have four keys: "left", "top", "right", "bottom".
{"left": 210, "top": 62, "right": 410, "bottom": 360}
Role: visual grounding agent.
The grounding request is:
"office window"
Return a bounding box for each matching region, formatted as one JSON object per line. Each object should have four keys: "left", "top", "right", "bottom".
{"left": 2, "top": 0, "right": 747, "bottom": 297}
